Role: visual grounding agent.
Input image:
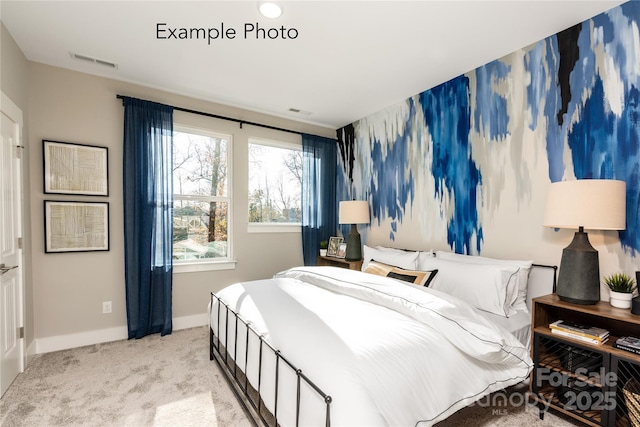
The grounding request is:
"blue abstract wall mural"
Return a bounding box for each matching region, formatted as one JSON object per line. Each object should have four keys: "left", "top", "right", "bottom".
{"left": 419, "top": 76, "right": 483, "bottom": 254}
{"left": 337, "top": 1, "right": 640, "bottom": 264}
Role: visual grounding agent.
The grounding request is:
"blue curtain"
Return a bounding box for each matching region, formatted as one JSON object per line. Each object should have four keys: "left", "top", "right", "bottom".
{"left": 122, "top": 97, "right": 174, "bottom": 339}
{"left": 301, "top": 134, "right": 337, "bottom": 265}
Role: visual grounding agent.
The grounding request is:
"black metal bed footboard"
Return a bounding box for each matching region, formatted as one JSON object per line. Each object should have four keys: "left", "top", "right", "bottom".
{"left": 209, "top": 292, "right": 332, "bottom": 427}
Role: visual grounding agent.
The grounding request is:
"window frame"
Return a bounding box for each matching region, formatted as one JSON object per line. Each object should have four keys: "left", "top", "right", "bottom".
{"left": 247, "top": 137, "right": 302, "bottom": 233}
{"left": 172, "top": 124, "right": 235, "bottom": 273}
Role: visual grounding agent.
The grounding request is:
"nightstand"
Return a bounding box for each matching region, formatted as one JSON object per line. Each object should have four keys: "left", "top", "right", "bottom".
{"left": 531, "top": 294, "right": 640, "bottom": 426}
{"left": 316, "top": 255, "right": 363, "bottom": 271}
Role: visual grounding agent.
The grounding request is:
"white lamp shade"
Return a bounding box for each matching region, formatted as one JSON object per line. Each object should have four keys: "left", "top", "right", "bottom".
{"left": 339, "top": 200, "right": 370, "bottom": 225}
{"left": 543, "top": 179, "right": 626, "bottom": 230}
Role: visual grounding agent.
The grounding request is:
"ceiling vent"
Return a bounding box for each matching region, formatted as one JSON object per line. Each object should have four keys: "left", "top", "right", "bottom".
{"left": 70, "top": 52, "right": 118, "bottom": 69}
{"left": 288, "top": 107, "right": 312, "bottom": 116}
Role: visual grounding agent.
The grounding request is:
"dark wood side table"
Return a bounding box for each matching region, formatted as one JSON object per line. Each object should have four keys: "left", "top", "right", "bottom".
{"left": 316, "top": 255, "right": 363, "bottom": 271}
{"left": 531, "top": 293, "right": 640, "bottom": 426}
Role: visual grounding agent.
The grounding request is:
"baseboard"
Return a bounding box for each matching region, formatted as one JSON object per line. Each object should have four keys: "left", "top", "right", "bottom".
{"left": 26, "top": 339, "right": 37, "bottom": 366}
{"left": 172, "top": 313, "right": 208, "bottom": 330}
{"left": 34, "top": 313, "right": 209, "bottom": 354}
{"left": 35, "top": 325, "right": 128, "bottom": 354}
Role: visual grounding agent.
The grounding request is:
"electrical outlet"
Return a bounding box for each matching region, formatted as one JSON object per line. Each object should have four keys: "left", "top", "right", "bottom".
{"left": 102, "top": 301, "right": 112, "bottom": 314}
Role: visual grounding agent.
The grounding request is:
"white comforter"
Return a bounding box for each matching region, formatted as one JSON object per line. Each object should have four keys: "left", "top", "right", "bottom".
{"left": 210, "top": 266, "right": 532, "bottom": 426}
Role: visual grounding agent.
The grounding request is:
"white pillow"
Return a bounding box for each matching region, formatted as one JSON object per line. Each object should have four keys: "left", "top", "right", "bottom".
{"left": 374, "top": 245, "right": 412, "bottom": 253}
{"left": 417, "top": 250, "right": 435, "bottom": 269}
{"left": 377, "top": 246, "right": 435, "bottom": 270}
{"left": 362, "top": 245, "right": 419, "bottom": 270}
{"left": 421, "top": 257, "right": 520, "bottom": 317}
{"left": 434, "top": 251, "right": 533, "bottom": 312}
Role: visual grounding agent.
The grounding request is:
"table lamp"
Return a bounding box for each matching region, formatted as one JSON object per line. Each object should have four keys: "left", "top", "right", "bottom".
{"left": 543, "top": 179, "right": 626, "bottom": 305}
{"left": 339, "top": 200, "right": 370, "bottom": 261}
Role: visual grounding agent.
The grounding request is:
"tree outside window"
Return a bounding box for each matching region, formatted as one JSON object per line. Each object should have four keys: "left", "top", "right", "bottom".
{"left": 248, "top": 139, "right": 301, "bottom": 225}
{"left": 173, "top": 127, "right": 231, "bottom": 262}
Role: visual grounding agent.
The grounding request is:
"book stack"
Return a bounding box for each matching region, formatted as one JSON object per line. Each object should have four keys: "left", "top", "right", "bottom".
{"left": 549, "top": 320, "right": 609, "bottom": 345}
{"left": 614, "top": 336, "right": 640, "bottom": 355}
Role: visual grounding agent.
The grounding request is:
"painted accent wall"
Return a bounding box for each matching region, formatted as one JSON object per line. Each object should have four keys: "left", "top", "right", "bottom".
{"left": 337, "top": 1, "right": 640, "bottom": 291}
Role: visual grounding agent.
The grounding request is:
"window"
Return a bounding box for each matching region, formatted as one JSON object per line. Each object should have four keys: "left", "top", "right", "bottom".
{"left": 248, "top": 138, "right": 302, "bottom": 232}
{"left": 173, "top": 126, "right": 233, "bottom": 270}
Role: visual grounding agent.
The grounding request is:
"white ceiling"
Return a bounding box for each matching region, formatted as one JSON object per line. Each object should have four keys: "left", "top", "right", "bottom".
{"left": 1, "top": 1, "right": 627, "bottom": 129}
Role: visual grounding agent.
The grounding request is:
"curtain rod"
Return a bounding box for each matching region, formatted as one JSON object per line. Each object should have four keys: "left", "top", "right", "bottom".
{"left": 116, "top": 94, "right": 330, "bottom": 138}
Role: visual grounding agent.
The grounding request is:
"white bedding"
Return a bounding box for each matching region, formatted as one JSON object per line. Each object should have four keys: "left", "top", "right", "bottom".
{"left": 479, "top": 309, "right": 531, "bottom": 348}
{"left": 210, "top": 266, "right": 533, "bottom": 426}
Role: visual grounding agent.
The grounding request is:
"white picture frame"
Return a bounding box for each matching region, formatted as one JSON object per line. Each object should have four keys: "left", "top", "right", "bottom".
{"left": 327, "top": 236, "right": 343, "bottom": 257}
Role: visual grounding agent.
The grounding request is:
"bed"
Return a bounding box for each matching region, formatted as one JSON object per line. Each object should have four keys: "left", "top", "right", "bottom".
{"left": 209, "top": 247, "right": 557, "bottom": 426}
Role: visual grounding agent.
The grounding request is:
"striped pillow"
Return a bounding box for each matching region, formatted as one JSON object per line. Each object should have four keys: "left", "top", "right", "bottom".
{"left": 364, "top": 260, "right": 438, "bottom": 287}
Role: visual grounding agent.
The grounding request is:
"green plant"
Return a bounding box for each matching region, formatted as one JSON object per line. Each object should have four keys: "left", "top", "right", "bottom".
{"left": 319, "top": 240, "right": 328, "bottom": 250}
{"left": 604, "top": 272, "right": 637, "bottom": 293}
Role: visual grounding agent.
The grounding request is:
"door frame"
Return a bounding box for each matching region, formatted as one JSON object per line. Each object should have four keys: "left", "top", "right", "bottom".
{"left": 1, "top": 91, "right": 26, "bottom": 393}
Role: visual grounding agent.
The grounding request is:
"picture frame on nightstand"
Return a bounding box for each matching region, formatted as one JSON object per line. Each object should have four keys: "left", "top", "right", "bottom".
{"left": 327, "top": 237, "right": 343, "bottom": 257}
{"left": 336, "top": 243, "right": 347, "bottom": 258}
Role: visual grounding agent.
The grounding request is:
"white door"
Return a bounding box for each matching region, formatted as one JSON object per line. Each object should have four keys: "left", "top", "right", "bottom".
{"left": 0, "top": 92, "right": 24, "bottom": 397}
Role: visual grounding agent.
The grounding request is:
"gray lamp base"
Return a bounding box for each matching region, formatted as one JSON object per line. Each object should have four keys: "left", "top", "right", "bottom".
{"left": 345, "top": 224, "right": 362, "bottom": 261}
{"left": 556, "top": 229, "right": 600, "bottom": 305}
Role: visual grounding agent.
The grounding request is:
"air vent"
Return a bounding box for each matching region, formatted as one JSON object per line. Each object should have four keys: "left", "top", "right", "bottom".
{"left": 70, "top": 52, "right": 118, "bottom": 69}
{"left": 288, "top": 107, "right": 312, "bottom": 116}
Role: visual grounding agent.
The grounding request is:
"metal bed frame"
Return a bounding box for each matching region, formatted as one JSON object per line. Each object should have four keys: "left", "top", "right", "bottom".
{"left": 209, "top": 292, "right": 332, "bottom": 427}
{"left": 209, "top": 263, "right": 557, "bottom": 427}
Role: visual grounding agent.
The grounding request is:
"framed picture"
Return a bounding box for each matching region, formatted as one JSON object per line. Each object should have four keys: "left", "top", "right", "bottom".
{"left": 44, "top": 201, "right": 110, "bottom": 253}
{"left": 336, "top": 242, "right": 347, "bottom": 259}
{"left": 327, "top": 236, "right": 343, "bottom": 257}
{"left": 43, "top": 140, "right": 109, "bottom": 196}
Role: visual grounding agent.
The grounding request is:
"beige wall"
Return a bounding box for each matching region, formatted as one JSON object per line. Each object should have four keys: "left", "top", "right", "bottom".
{"left": 1, "top": 23, "right": 28, "bottom": 108}
{"left": 1, "top": 22, "right": 35, "bottom": 353}
{"left": 27, "top": 62, "right": 334, "bottom": 349}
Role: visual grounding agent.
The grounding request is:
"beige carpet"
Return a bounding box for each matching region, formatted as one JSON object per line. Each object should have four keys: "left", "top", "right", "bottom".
{"left": 0, "top": 327, "right": 252, "bottom": 427}
{"left": 0, "top": 326, "right": 583, "bottom": 426}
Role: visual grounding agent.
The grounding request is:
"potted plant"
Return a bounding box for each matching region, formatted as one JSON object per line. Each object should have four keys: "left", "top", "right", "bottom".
{"left": 319, "top": 241, "right": 328, "bottom": 257}
{"left": 604, "top": 272, "right": 637, "bottom": 309}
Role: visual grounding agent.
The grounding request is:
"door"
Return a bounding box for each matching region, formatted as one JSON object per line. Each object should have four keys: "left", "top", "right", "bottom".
{"left": 0, "top": 92, "right": 24, "bottom": 397}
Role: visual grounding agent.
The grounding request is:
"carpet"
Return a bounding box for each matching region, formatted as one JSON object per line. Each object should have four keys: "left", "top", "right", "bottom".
{"left": 1, "top": 326, "right": 582, "bottom": 426}
{"left": 0, "top": 327, "right": 251, "bottom": 427}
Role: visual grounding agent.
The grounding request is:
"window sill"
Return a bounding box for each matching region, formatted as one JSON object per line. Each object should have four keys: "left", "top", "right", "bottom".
{"left": 173, "top": 259, "right": 237, "bottom": 273}
{"left": 248, "top": 223, "right": 301, "bottom": 233}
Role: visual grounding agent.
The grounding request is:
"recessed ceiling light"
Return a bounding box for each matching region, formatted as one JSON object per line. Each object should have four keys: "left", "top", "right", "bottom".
{"left": 258, "top": 1, "right": 283, "bottom": 19}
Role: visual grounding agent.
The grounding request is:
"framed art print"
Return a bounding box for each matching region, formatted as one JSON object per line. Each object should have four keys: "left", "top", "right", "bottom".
{"left": 327, "top": 236, "right": 343, "bottom": 257}
{"left": 43, "top": 140, "right": 109, "bottom": 196}
{"left": 44, "top": 201, "right": 110, "bottom": 253}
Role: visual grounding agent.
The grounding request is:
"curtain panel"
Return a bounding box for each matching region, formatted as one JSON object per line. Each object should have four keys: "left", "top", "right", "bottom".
{"left": 301, "top": 134, "right": 338, "bottom": 265}
{"left": 122, "top": 97, "right": 174, "bottom": 338}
